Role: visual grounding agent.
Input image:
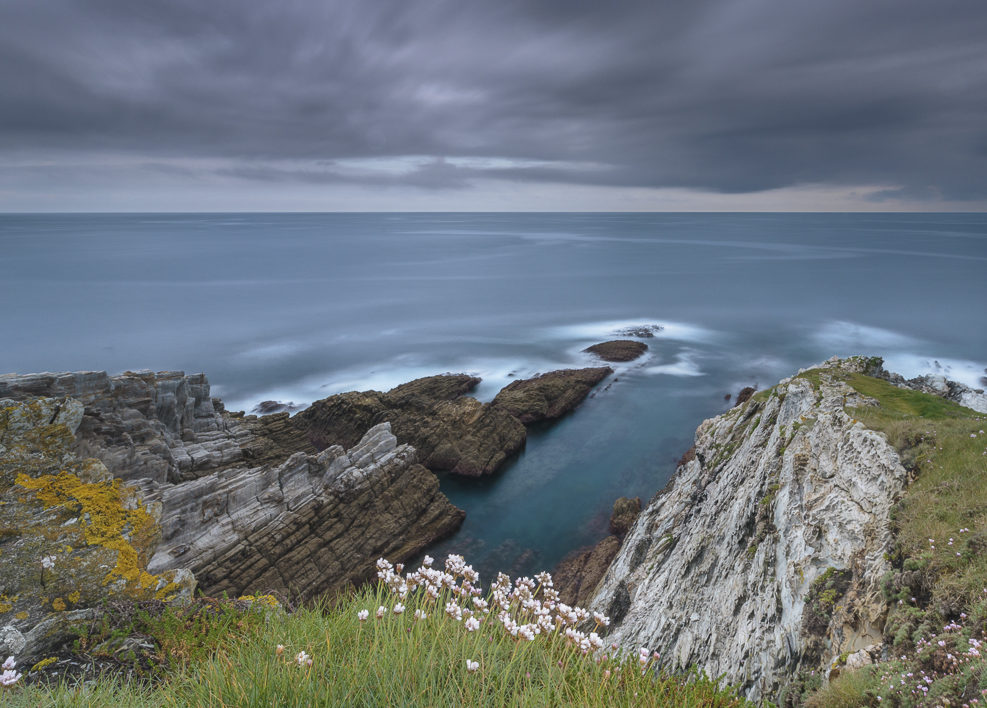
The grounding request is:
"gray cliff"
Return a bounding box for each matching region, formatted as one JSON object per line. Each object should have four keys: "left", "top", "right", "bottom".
{"left": 590, "top": 357, "right": 920, "bottom": 701}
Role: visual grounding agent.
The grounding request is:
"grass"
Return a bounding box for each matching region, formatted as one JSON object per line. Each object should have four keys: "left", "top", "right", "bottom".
{"left": 804, "top": 369, "right": 987, "bottom": 707}
{"left": 5, "top": 559, "right": 750, "bottom": 707}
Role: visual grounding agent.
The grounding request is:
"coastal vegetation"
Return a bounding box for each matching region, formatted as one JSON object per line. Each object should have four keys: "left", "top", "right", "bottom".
{"left": 799, "top": 367, "right": 987, "bottom": 706}
{"left": 4, "top": 557, "right": 748, "bottom": 707}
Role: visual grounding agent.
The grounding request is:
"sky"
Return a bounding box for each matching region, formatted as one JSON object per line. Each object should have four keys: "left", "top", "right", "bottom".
{"left": 1, "top": 0, "right": 986, "bottom": 212}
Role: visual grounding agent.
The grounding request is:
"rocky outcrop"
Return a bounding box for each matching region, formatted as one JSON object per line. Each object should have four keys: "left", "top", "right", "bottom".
{"left": 0, "top": 394, "right": 196, "bottom": 662}
{"left": 0, "top": 370, "right": 258, "bottom": 485}
{"left": 491, "top": 367, "right": 612, "bottom": 425}
{"left": 145, "top": 422, "right": 464, "bottom": 601}
{"left": 296, "top": 368, "right": 611, "bottom": 476}
{"left": 293, "top": 374, "right": 526, "bottom": 477}
{"left": 583, "top": 340, "right": 648, "bottom": 363}
{"left": 1, "top": 370, "right": 465, "bottom": 660}
{"left": 886, "top": 372, "right": 987, "bottom": 413}
{"left": 554, "top": 497, "right": 641, "bottom": 607}
{"left": 590, "top": 357, "right": 909, "bottom": 702}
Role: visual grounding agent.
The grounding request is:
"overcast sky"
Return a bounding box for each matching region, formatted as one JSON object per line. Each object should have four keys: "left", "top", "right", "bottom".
{"left": 1, "top": 0, "right": 986, "bottom": 211}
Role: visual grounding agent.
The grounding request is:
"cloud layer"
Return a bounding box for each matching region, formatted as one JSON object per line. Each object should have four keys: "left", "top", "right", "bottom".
{"left": 2, "top": 0, "right": 986, "bottom": 210}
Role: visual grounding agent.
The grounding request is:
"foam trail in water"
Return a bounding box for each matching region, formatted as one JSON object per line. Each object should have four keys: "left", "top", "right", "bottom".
{"left": 643, "top": 350, "right": 706, "bottom": 377}
{"left": 548, "top": 319, "right": 718, "bottom": 344}
{"left": 812, "top": 320, "right": 918, "bottom": 350}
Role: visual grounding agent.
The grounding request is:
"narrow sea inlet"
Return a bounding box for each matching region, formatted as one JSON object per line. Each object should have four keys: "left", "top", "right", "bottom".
{"left": 2, "top": 212, "right": 985, "bottom": 580}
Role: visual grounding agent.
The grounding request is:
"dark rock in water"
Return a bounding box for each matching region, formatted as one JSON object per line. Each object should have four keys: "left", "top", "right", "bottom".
{"left": 252, "top": 400, "right": 301, "bottom": 415}
{"left": 293, "top": 374, "right": 525, "bottom": 477}
{"left": 615, "top": 324, "right": 664, "bottom": 338}
{"left": 554, "top": 497, "right": 641, "bottom": 606}
{"left": 491, "top": 367, "right": 612, "bottom": 424}
{"left": 735, "top": 386, "right": 756, "bottom": 406}
{"left": 724, "top": 393, "right": 732, "bottom": 401}
{"left": 609, "top": 497, "right": 642, "bottom": 538}
{"left": 583, "top": 340, "right": 648, "bottom": 363}
{"left": 297, "top": 368, "right": 611, "bottom": 476}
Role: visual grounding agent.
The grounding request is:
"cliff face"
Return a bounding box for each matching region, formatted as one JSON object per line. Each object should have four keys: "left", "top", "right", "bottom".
{"left": 590, "top": 357, "right": 911, "bottom": 701}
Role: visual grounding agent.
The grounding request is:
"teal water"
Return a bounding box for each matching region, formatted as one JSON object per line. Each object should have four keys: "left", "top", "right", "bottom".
{"left": 2, "top": 212, "right": 985, "bottom": 581}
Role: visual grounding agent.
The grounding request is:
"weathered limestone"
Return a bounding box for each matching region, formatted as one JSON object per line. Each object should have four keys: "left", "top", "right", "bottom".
{"left": 590, "top": 357, "right": 909, "bottom": 702}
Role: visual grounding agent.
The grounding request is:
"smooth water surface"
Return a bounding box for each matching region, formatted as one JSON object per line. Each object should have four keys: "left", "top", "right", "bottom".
{"left": 2, "top": 213, "right": 985, "bottom": 581}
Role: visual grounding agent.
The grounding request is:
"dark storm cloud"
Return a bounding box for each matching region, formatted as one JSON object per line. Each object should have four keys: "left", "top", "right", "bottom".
{"left": 1, "top": 0, "right": 986, "bottom": 201}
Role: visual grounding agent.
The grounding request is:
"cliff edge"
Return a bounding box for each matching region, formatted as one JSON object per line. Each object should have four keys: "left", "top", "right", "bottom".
{"left": 590, "top": 356, "right": 987, "bottom": 702}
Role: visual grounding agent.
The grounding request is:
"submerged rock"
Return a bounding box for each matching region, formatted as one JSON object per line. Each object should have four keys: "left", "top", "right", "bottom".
{"left": 615, "top": 325, "right": 664, "bottom": 338}
{"left": 251, "top": 400, "right": 301, "bottom": 415}
{"left": 583, "top": 340, "right": 648, "bottom": 363}
{"left": 590, "top": 357, "right": 909, "bottom": 702}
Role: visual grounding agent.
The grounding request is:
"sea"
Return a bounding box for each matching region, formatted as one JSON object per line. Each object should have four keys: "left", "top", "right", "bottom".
{"left": 2, "top": 212, "right": 985, "bottom": 582}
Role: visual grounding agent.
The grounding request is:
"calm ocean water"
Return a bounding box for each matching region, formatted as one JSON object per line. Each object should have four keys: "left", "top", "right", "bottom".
{"left": 2, "top": 212, "right": 985, "bottom": 580}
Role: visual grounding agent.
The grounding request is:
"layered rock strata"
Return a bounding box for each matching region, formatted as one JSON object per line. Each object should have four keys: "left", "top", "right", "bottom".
{"left": 145, "top": 422, "right": 464, "bottom": 600}
{"left": 590, "top": 357, "right": 909, "bottom": 702}
{"left": 0, "top": 370, "right": 465, "bottom": 660}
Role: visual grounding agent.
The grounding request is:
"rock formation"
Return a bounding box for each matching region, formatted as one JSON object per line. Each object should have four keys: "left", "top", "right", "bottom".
{"left": 0, "top": 370, "right": 464, "bottom": 660}
{"left": 295, "top": 368, "right": 612, "bottom": 476}
{"left": 583, "top": 340, "right": 648, "bottom": 363}
{"left": 490, "top": 367, "right": 613, "bottom": 424}
{"left": 553, "top": 497, "right": 640, "bottom": 607}
{"left": 590, "top": 357, "right": 910, "bottom": 702}
{"left": 144, "top": 422, "right": 464, "bottom": 601}
{"left": 886, "top": 371, "right": 987, "bottom": 413}
{"left": 293, "top": 374, "right": 525, "bottom": 477}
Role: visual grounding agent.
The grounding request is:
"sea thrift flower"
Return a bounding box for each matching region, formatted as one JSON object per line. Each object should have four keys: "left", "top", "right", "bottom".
{"left": 358, "top": 609, "right": 369, "bottom": 621}
{"left": 41, "top": 555, "right": 55, "bottom": 570}
{"left": 466, "top": 659, "right": 479, "bottom": 673}
{"left": 1, "top": 658, "right": 13, "bottom": 671}
{"left": 0, "top": 669, "right": 21, "bottom": 687}
{"left": 423, "top": 555, "right": 434, "bottom": 567}
{"left": 377, "top": 606, "right": 387, "bottom": 619}
{"left": 295, "top": 651, "right": 311, "bottom": 667}
{"left": 465, "top": 617, "right": 480, "bottom": 632}
{"left": 276, "top": 644, "right": 285, "bottom": 656}
{"left": 393, "top": 603, "right": 405, "bottom": 615}
{"left": 414, "top": 609, "right": 427, "bottom": 621}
